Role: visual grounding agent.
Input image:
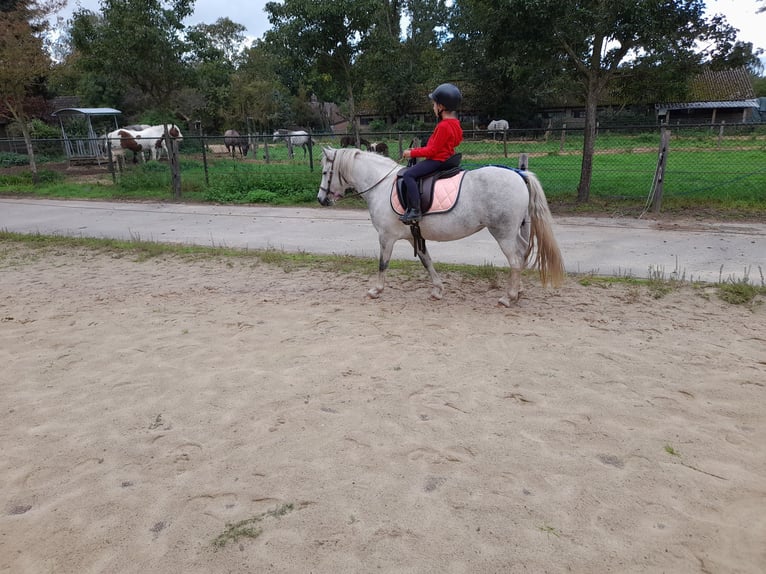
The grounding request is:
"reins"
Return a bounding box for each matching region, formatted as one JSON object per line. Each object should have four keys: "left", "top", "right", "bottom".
{"left": 340, "top": 163, "right": 401, "bottom": 200}
{"left": 321, "top": 151, "right": 402, "bottom": 201}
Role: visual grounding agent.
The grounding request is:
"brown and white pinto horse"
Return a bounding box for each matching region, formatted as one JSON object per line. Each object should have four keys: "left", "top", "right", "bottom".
{"left": 105, "top": 128, "right": 148, "bottom": 163}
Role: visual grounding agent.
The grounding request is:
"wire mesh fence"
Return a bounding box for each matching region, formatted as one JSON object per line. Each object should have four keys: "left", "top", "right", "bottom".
{"left": 2, "top": 122, "right": 764, "bottom": 211}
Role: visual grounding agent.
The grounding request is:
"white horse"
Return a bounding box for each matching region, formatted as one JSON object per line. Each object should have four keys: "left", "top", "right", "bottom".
{"left": 134, "top": 124, "right": 184, "bottom": 160}
{"left": 273, "top": 129, "right": 311, "bottom": 159}
{"left": 317, "top": 148, "right": 565, "bottom": 307}
{"left": 487, "top": 119, "right": 509, "bottom": 139}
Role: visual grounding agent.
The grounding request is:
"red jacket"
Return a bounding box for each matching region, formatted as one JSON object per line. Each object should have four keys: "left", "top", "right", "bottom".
{"left": 410, "top": 118, "right": 463, "bottom": 162}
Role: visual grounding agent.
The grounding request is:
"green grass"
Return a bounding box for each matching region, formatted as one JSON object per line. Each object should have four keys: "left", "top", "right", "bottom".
{"left": 1, "top": 130, "right": 764, "bottom": 216}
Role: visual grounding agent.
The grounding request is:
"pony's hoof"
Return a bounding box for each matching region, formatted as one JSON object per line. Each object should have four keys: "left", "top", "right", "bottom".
{"left": 498, "top": 295, "right": 520, "bottom": 307}
{"left": 367, "top": 288, "right": 382, "bottom": 299}
{"left": 429, "top": 289, "right": 443, "bottom": 300}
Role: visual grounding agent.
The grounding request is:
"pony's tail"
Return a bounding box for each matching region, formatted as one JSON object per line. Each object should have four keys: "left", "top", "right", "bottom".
{"left": 524, "top": 172, "right": 566, "bottom": 287}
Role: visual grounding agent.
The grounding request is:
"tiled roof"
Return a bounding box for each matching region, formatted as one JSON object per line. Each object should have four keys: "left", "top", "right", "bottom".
{"left": 685, "top": 68, "right": 755, "bottom": 102}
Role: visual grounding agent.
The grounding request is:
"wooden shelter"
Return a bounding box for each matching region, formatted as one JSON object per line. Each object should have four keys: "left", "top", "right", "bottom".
{"left": 656, "top": 68, "right": 759, "bottom": 125}
{"left": 51, "top": 107, "right": 121, "bottom": 165}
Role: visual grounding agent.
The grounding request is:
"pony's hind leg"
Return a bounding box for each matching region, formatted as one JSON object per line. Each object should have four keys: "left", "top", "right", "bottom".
{"left": 490, "top": 220, "right": 530, "bottom": 307}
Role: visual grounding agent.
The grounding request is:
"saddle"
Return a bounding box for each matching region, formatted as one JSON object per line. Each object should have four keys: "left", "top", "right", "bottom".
{"left": 396, "top": 153, "right": 463, "bottom": 214}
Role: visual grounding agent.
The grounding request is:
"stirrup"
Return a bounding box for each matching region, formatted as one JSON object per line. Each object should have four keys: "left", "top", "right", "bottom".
{"left": 399, "top": 208, "right": 421, "bottom": 224}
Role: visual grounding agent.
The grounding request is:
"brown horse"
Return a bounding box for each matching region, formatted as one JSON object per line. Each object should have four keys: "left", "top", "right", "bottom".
{"left": 339, "top": 135, "right": 370, "bottom": 149}
{"left": 224, "top": 130, "right": 249, "bottom": 158}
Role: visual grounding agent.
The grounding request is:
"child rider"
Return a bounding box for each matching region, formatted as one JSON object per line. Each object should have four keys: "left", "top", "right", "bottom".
{"left": 400, "top": 83, "right": 464, "bottom": 224}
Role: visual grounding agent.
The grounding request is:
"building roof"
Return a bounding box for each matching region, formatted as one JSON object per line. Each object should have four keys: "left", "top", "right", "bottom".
{"left": 657, "top": 67, "right": 756, "bottom": 109}
{"left": 658, "top": 99, "right": 759, "bottom": 111}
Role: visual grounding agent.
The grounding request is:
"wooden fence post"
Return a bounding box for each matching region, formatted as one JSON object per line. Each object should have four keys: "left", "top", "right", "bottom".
{"left": 717, "top": 121, "right": 725, "bottom": 149}
{"left": 164, "top": 124, "right": 181, "bottom": 201}
{"left": 107, "top": 141, "right": 117, "bottom": 184}
{"left": 198, "top": 122, "right": 209, "bottom": 186}
{"left": 651, "top": 127, "right": 670, "bottom": 213}
{"left": 308, "top": 128, "right": 314, "bottom": 171}
{"left": 560, "top": 123, "right": 566, "bottom": 153}
{"left": 502, "top": 129, "right": 508, "bottom": 158}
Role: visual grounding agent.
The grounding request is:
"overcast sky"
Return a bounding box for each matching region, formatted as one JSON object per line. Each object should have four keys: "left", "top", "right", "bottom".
{"left": 54, "top": 0, "right": 766, "bottom": 54}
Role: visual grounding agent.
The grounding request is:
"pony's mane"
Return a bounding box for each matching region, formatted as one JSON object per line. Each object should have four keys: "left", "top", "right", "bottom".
{"left": 332, "top": 147, "right": 398, "bottom": 182}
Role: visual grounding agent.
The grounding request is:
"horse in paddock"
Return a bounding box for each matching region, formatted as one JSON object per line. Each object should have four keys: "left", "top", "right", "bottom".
{"left": 135, "top": 124, "right": 184, "bottom": 160}
{"left": 317, "top": 147, "right": 565, "bottom": 307}
{"left": 273, "top": 129, "right": 311, "bottom": 159}
{"left": 368, "top": 142, "right": 388, "bottom": 156}
{"left": 104, "top": 128, "right": 148, "bottom": 163}
{"left": 339, "top": 135, "right": 371, "bottom": 149}
{"left": 487, "top": 119, "right": 509, "bottom": 140}
{"left": 224, "top": 129, "right": 249, "bottom": 158}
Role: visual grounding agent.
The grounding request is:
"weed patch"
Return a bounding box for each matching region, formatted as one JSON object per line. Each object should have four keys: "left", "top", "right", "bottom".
{"left": 212, "top": 503, "right": 294, "bottom": 549}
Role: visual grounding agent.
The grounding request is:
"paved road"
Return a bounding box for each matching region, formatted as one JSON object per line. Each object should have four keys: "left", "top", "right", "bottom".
{"left": 1, "top": 198, "right": 763, "bottom": 284}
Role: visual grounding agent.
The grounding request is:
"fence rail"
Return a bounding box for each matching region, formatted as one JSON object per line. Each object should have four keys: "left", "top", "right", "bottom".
{"left": 1, "top": 123, "right": 764, "bottom": 212}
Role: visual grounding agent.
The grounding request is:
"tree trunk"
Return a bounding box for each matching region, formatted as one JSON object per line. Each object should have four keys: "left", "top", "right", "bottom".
{"left": 577, "top": 83, "right": 599, "bottom": 203}
{"left": 20, "top": 118, "right": 39, "bottom": 186}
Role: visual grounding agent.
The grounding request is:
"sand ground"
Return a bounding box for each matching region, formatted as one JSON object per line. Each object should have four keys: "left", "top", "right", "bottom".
{"left": 1, "top": 243, "right": 764, "bottom": 573}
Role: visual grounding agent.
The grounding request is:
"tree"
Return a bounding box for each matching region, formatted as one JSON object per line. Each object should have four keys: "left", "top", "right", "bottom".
{"left": 229, "top": 40, "right": 289, "bottom": 130}
{"left": 185, "top": 18, "right": 247, "bottom": 129}
{"left": 450, "top": 0, "right": 741, "bottom": 202}
{"left": 0, "top": 0, "right": 63, "bottom": 183}
{"left": 69, "top": 0, "right": 193, "bottom": 115}
{"left": 358, "top": 0, "right": 449, "bottom": 124}
{"left": 447, "top": 0, "right": 563, "bottom": 125}
{"left": 264, "top": 0, "right": 379, "bottom": 131}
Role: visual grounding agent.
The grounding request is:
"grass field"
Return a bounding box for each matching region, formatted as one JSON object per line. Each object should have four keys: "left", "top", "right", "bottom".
{"left": 1, "top": 127, "right": 764, "bottom": 217}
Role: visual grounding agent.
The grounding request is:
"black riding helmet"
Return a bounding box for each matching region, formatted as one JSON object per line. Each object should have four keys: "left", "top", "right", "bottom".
{"left": 428, "top": 83, "right": 462, "bottom": 111}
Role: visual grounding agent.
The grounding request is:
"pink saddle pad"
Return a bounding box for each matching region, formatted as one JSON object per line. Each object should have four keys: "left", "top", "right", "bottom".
{"left": 391, "top": 171, "right": 466, "bottom": 216}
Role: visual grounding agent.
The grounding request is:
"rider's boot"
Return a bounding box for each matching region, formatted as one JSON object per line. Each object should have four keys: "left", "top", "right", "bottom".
{"left": 399, "top": 207, "right": 422, "bottom": 224}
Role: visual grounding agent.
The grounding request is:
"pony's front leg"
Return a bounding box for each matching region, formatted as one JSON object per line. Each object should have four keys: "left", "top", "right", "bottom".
{"left": 413, "top": 241, "right": 444, "bottom": 300}
{"left": 368, "top": 237, "right": 396, "bottom": 299}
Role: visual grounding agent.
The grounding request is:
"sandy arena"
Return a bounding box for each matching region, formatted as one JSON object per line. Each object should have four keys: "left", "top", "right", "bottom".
{"left": 1, "top": 243, "right": 764, "bottom": 573}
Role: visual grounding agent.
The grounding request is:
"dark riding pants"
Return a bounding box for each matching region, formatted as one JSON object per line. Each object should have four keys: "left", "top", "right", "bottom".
{"left": 402, "top": 159, "right": 443, "bottom": 210}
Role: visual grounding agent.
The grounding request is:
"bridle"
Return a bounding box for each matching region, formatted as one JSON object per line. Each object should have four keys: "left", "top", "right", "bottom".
{"left": 320, "top": 151, "right": 402, "bottom": 202}
{"left": 318, "top": 153, "right": 337, "bottom": 199}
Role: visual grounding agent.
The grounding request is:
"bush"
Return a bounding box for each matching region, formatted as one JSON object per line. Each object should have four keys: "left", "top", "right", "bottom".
{"left": 204, "top": 171, "right": 317, "bottom": 204}
{"left": 0, "top": 169, "right": 63, "bottom": 186}
{"left": 0, "top": 152, "right": 29, "bottom": 168}
{"left": 368, "top": 120, "right": 387, "bottom": 132}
